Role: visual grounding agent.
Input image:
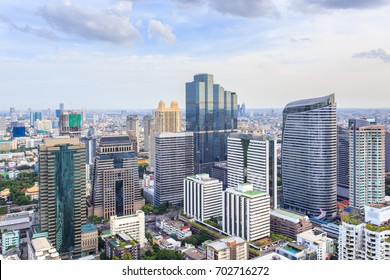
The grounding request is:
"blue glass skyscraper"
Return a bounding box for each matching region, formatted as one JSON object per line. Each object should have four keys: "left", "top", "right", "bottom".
{"left": 186, "top": 73, "right": 237, "bottom": 174}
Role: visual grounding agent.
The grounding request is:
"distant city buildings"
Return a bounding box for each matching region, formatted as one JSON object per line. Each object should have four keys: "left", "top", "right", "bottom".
{"left": 59, "top": 111, "right": 82, "bottom": 138}
{"left": 154, "top": 132, "right": 194, "bottom": 207}
{"left": 282, "top": 94, "right": 337, "bottom": 219}
{"left": 142, "top": 115, "right": 154, "bottom": 152}
{"left": 227, "top": 133, "right": 278, "bottom": 208}
{"left": 183, "top": 173, "right": 223, "bottom": 222}
{"left": 222, "top": 183, "right": 270, "bottom": 241}
{"left": 38, "top": 138, "right": 86, "bottom": 258}
{"left": 30, "top": 111, "right": 42, "bottom": 127}
{"left": 349, "top": 119, "right": 385, "bottom": 208}
{"left": 91, "top": 136, "right": 144, "bottom": 219}
{"left": 186, "top": 73, "right": 237, "bottom": 174}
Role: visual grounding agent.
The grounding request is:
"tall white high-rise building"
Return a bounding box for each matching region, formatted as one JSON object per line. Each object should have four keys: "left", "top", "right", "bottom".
{"left": 222, "top": 183, "right": 270, "bottom": 241}
{"left": 282, "top": 94, "right": 337, "bottom": 219}
{"left": 227, "top": 133, "right": 278, "bottom": 209}
{"left": 339, "top": 203, "right": 390, "bottom": 260}
{"left": 183, "top": 174, "right": 223, "bottom": 222}
{"left": 349, "top": 119, "right": 385, "bottom": 209}
{"left": 110, "top": 210, "right": 146, "bottom": 247}
{"left": 154, "top": 132, "right": 194, "bottom": 207}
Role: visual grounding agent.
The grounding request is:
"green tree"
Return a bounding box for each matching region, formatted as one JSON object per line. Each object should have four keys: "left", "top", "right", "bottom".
{"left": 122, "top": 252, "right": 132, "bottom": 260}
{"left": 112, "top": 256, "right": 120, "bottom": 260}
{"left": 156, "top": 249, "right": 184, "bottom": 260}
{"left": 17, "top": 196, "right": 31, "bottom": 206}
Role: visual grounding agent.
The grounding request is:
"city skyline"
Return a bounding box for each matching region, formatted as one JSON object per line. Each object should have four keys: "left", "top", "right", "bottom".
{"left": 1, "top": 0, "right": 390, "bottom": 110}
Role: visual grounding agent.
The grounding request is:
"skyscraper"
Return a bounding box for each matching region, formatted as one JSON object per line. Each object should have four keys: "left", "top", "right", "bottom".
{"left": 59, "top": 111, "right": 82, "bottom": 138}
{"left": 142, "top": 115, "right": 154, "bottom": 152}
{"left": 154, "top": 132, "right": 194, "bottom": 207}
{"left": 282, "top": 94, "right": 337, "bottom": 219}
{"left": 0, "top": 117, "right": 6, "bottom": 132}
{"left": 227, "top": 133, "right": 278, "bottom": 209}
{"left": 386, "top": 131, "right": 390, "bottom": 175}
{"left": 154, "top": 100, "right": 182, "bottom": 133}
{"left": 38, "top": 138, "right": 86, "bottom": 258}
{"left": 337, "top": 126, "right": 350, "bottom": 200}
{"left": 186, "top": 73, "right": 237, "bottom": 174}
{"left": 91, "top": 136, "right": 144, "bottom": 219}
{"left": 126, "top": 115, "right": 140, "bottom": 152}
{"left": 30, "top": 112, "right": 43, "bottom": 127}
{"left": 349, "top": 119, "right": 385, "bottom": 208}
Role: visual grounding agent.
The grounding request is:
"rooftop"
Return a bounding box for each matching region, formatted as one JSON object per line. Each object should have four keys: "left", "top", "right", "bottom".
{"left": 81, "top": 224, "right": 97, "bottom": 233}
{"left": 31, "top": 237, "right": 51, "bottom": 252}
{"left": 271, "top": 209, "right": 308, "bottom": 223}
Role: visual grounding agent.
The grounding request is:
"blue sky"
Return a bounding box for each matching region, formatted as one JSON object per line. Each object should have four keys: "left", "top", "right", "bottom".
{"left": 1, "top": 0, "right": 390, "bottom": 110}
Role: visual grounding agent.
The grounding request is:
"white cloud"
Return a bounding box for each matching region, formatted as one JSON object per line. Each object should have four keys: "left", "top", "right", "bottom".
{"left": 147, "top": 19, "right": 176, "bottom": 44}
{"left": 38, "top": 0, "right": 141, "bottom": 44}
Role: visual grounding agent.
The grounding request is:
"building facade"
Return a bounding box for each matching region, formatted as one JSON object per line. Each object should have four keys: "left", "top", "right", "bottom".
{"left": 227, "top": 133, "right": 278, "bottom": 208}
{"left": 81, "top": 224, "right": 98, "bottom": 256}
{"left": 154, "top": 132, "right": 194, "bottom": 207}
{"left": 349, "top": 119, "right": 385, "bottom": 208}
{"left": 59, "top": 111, "right": 82, "bottom": 138}
{"left": 142, "top": 115, "right": 154, "bottom": 152}
{"left": 296, "top": 228, "right": 335, "bottom": 260}
{"left": 222, "top": 183, "right": 270, "bottom": 241}
{"left": 183, "top": 174, "right": 223, "bottom": 222}
{"left": 38, "top": 138, "right": 86, "bottom": 258}
{"left": 186, "top": 73, "right": 238, "bottom": 174}
{"left": 386, "top": 131, "right": 390, "bottom": 175}
{"left": 270, "top": 209, "right": 312, "bottom": 240}
{"left": 91, "top": 136, "right": 144, "bottom": 219}
{"left": 205, "top": 236, "right": 248, "bottom": 260}
{"left": 282, "top": 94, "right": 337, "bottom": 219}
{"left": 110, "top": 210, "right": 146, "bottom": 247}
{"left": 154, "top": 100, "right": 182, "bottom": 133}
{"left": 337, "top": 125, "right": 350, "bottom": 200}
{"left": 126, "top": 115, "right": 140, "bottom": 152}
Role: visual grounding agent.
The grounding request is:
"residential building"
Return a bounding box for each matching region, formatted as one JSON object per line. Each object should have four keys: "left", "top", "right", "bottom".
{"left": 275, "top": 243, "right": 316, "bottom": 260}
{"left": 59, "top": 111, "right": 82, "bottom": 138}
{"left": 1, "top": 230, "right": 20, "bottom": 255}
{"left": 339, "top": 203, "right": 390, "bottom": 260}
{"left": 105, "top": 233, "right": 140, "bottom": 260}
{"left": 154, "top": 132, "right": 194, "bottom": 207}
{"left": 186, "top": 73, "right": 238, "bottom": 174}
{"left": 91, "top": 135, "right": 144, "bottom": 219}
{"left": 386, "top": 131, "right": 390, "bottom": 175}
{"left": 227, "top": 133, "right": 278, "bottom": 208}
{"left": 35, "top": 120, "right": 52, "bottom": 132}
{"left": 110, "top": 211, "right": 146, "bottom": 247}
{"left": 282, "top": 94, "right": 337, "bottom": 219}
{"left": 297, "top": 228, "right": 335, "bottom": 260}
{"left": 205, "top": 236, "right": 248, "bottom": 260}
{"left": 38, "top": 138, "right": 86, "bottom": 258}
{"left": 184, "top": 173, "right": 223, "bottom": 222}
{"left": 0, "top": 140, "right": 17, "bottom": 152}
{"left": 349, "top": 119, "right": 385, "bottom": 208}
{"left": 270, "top": 209, "right": 312, "bottom": 240}
{"left": 81, "top": 224, "right": 98, "bottom": 256}
{"left": 183, "top": 248, "right": 206, "bottom": 260}
{"left": 126, "top": 115, "right": 140, "bottom": 152}
{"left": 222, "top": 183, "right": 270, "bottom": 241}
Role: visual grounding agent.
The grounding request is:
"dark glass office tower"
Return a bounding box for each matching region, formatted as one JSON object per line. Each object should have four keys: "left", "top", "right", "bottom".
{"left": 337, "top": 125, "right": 349, "bottom": 200}
{"left": 282, "top": 94, "right": 337, "bottom": 220}
{"left": 186, "top": 73, "right": 237, "bottom": 174}
{"left": 39, "top": 138, "right": 86, "bottom": 258}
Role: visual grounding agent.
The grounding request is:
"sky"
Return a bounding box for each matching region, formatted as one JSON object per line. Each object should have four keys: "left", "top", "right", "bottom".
{"left": 1, "top": 0, "right": 390, "bottom": 110}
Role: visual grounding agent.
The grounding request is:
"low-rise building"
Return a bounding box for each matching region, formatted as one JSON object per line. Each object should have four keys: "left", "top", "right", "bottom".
{"left": 1, "top": 230, "right": 20, "bottom": 255}
{"left": 252, "top": 252, "right": 290, "bottom": 260}
{"left": 25, "top": 184, "right": 39, "bottom": 201}
{"left": 105, "top": 232, "right": 140, "bottom": 260}
{"left": 159, "top": 238, "right": 181, "bottom": 250}
{"left": 270, "top": 209, "right": 312, "bottom": 240}
{"left": 28, "top": 237, "right": 61, "bottom": 260}
{"left": 183, "top": 248, "right": 206, "bottom": 260}
{"left": 297, "top": 228, "right": 335, "bottom": 260}
{"left": 158, "top": 218, "right": 192, "bottom": 240}
{"left": 81, "top": 224, "right": 98, "bottom": 256}
{"left": 205, "top": 236, "right": 248, "bottom": 260}
{"left": 110, "top": 211, "right": 146, "bottom": 247}
{"left": 275, "top": 243, "right": 316, "bottom": 260}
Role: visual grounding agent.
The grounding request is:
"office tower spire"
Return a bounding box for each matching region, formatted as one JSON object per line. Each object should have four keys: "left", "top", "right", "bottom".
{"left": 282, "top": 94, "right": 337, "bottom": 219}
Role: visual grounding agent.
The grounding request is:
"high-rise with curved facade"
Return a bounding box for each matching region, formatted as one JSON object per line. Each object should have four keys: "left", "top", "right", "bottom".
{"left": 282, "top": 94, "right": 337, "bottom": 219}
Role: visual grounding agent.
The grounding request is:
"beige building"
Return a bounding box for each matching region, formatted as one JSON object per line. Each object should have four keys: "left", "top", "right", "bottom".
{"left": 81, "top": 224, "right": 98, "bottom": 256}
{"left": 154, "top": 100, "right": 182, "bottom": 133}
{"left": 205, "top": 236, "right": 248, "bottom": 260}
{"left": 28, "top": 237, "right": 61, "bottom": 260}
{"left": 0, "top": 140, "right": 17, "bottom": 152}
{"left": 270, "top": 208, "right": 312, "bottom": 240}
{"left": 110, "top": 210, "right": 146, "bottom": 247}
{"left": 0, "top": 188, "right": 10, "bottom": 200}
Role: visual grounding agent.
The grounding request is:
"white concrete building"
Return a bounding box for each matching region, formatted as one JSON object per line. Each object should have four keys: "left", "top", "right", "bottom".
{"left": 184, "top": 173, "right": 223, "bottom": 222}
{"left": 28, "top": 237, "right": 61, "bottom": 260}
{"left": 110, "top": 210, "right": 146, "bottom": 247}
{"left": 222, "top": 183, "right": 270, "bottom": 241}
{"left": 297, "top": 228, "right": 335, "bottom": 260}
{"left": 339, "top": 203, "right": 390, "bottom": 260}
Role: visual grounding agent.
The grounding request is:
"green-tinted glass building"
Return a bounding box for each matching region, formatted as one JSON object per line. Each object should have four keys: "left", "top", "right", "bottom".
{"left": 39, "top": 138, "right": 86, "bottom": 259}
